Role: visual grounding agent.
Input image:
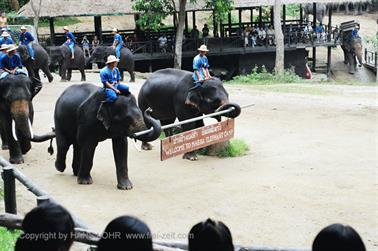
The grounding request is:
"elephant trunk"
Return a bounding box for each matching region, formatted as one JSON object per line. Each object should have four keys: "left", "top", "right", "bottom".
{"left": 215, "top": 103, "right": 242, "bottom": 119}
{"left": 133, "top": 108, "right": 162, "bottom": 142}
{"left": 10, "top": 100, "right": 33, "bottom": 141}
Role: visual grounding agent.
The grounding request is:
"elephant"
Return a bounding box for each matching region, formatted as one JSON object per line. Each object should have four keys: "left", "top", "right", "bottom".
{"left": 138, "top": 68, "right": 241, "bottom": 161}
{"left": 0, "top": 74, "right": 56, "bottom": 164}
{"left": 303, "top": 3, "right": 327, "bottom": 23}
{"left": 331, "top": 1, "right": 372, "bottom": 15}
{"left": 54, "top": 83, "right": 161, "bottom": 190}
{"left": 49, "top": 45, "right": 86, "bottom": 82}
{"left": 17, "top": 44, "right": 54, "bottom": 83}
{"left": 86, "top": 46, "right": 135, "bottom": 82}
{"left": 341, "top": 32, "right": 363, "bottom": 74}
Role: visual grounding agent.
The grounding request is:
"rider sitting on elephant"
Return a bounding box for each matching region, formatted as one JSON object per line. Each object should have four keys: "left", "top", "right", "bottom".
{"left": 112, "top": 28, "right": 123, "bottom": 59}
{"left": 0, "top": 32, "right": 14, "bottom": 47}
{"left": 0, "top": 44, "right": 8, "bottom": 57}
{"left": 100, "top": 55, "right": 130, "bottom": 103}
{"left": 185, "top": 44, "right": 211, "bottom": 106}
{"left": 352, "top": 24, "right": 360, "bottom": 39}
{"left": 63, "top": 26, "right": 76, "bottom": 59}
{"left": 0, "top": 45, "right": 27, "bottom": 79}
{"left": 19, "top": 26, "right": 35, "bottom": 61}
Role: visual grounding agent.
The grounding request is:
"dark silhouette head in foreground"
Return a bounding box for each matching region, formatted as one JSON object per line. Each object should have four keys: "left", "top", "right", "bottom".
{"left": 97, "top": 215, "right": 153, "bottom": 251}
{"left": 312, "top": 223, "right": 366, "bottom": 251}
{"left": 189, "top": 218, "right": 234, "bottom": 251}
{"left": 15, "top": 202, "right": 75, "bottom": 251}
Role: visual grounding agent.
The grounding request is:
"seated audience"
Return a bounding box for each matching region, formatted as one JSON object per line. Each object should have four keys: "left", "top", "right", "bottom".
{"left": 97, "top": 215, "right": 153, "bottom": 251}
{"left": 188, "top": 218, "right": 234, "bottom": 251}
{"left": 15, "top": 202, "right": 75, "bottom": 251}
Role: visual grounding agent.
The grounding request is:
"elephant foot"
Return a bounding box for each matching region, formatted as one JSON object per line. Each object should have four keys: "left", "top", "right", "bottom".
{"left": 2, "top": 144, "right": 9, "bottom": 150}
{"left": 77, "top": 175, "right": 93, "bottom": 185}
{"left": 60, "top": 79, "right": 68, "bottom": 82}
{"left": 130, "top": 79, "right": 135, "bottom": 83}
{"left": 344, "top": 61, "right": 348, "bottom": 65}
{"left": 117, "top": 179, "right": 133, "bottom": 190}
{"left": 81, "top": 78, "right": 86, "bottom": 82}
{"left": 21, "top": 143, "right": 31, "bottom": 155}
{"left": 141, "top": 142, "right": 153, "bottom": 151}
{"left": 55, "top": 161, "right": 66, "bottom": 172}
{"left": 349, "top": 71, "right": 355, "bottom": 75}
{"left": 72, "top": 166, "right": 79, "bottom": 176}
{"left": 183, "top": 152, "right": 198, "bottom": 161}
{"left": 48, "top": 76, "right": 54, "bottom": 83}
{"left": 10, "top": 156, "right": 24, "bottom": 164}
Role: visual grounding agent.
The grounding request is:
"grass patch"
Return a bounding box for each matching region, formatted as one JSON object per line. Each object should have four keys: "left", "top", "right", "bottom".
{"left": 199, "top": 139, "right": 249, "bottom": 158}
{"left": 0, "top": 227, "right": 22, "bottom": 251}
{"left": 228, "top": 66, "right": 301, "bottom": 85}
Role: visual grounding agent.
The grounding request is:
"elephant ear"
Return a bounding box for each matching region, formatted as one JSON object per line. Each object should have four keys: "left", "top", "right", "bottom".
{"left": 96, "top": 103, "right": 111, "bottom": 130}
{"left": 185, "top": 87, "right": 202, "bottom": 110}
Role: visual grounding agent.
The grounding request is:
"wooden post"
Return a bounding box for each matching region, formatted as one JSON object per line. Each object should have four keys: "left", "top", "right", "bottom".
{"left": 185, "top": 12, "right": 188, "bottom": 34}
{"left": 228, "top": 12, "right": 232, "bottom": 37}
{"left": 2, "top": 166, "right": 17, "bottom": 214}
{"left": 49, "top": 17, "right": 55, "bottom": 45}
{"left": 283, "top": 5, "right": 286, "bottom": 26}
{"left": 250, "top": 8, "right": 253, "bottom": 24}
{"left": 375, "top": 52, "right": 377, "bottom": 68}
{"left": 327, "top": 7, "right": 332, "bottom": 42}
{"left": 192, "top": 11, "right": 196, "bottom": 30}
{"left": 313, "top": 2, "right": 317, "bottom": 25}
{"left": 299, "top": 4, "right": 303, "bottom": 25}
{"left": 213, "top": 10, "right": 218, "bottom": 37}
{"left": 94, "top": 16, "right": 102, "bottom": 43}
{"left": 238, "top": 8, "right": 242, "bottom": 31}
{"left": 258, "top": 6, "right": 262, "bottom": 27}
{"left": 312, "top": 3, "right": 317, "bottom": 72}
{"left": 270, "top": 7, "right": 274, "bottom": 26}
{"left": 327, "top": 46, "right": 331, "bottom": 76}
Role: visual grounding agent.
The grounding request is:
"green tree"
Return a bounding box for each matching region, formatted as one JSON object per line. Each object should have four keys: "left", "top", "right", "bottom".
{"left": 132, "top": 0, "right": 233, "bottom": 68}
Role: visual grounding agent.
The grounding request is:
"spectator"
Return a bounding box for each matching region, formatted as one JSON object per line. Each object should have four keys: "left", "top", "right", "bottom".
{"left": 188, "top": 219, "right": 234, "bottom": 251}
{"left": 97, "top": 215, "right": 153, "bottom": 251}
{"left": 312, "top": 224, "right": 366, "bottom": 251}
{"left": 15, "top": 202, "right": 75, "bottom": 251}
{"left": 249, "top": 26, "right": 257, "bottom": 47}
{"left": 267, "top": 25, "right": 275, "bottom": 46}
{"left": 0, "top": 12, "right": 7, "bottom": 28}
{"left": 92, "top": 35, "right": 100, "bottom": 48}
{"left": 81, "top": 35, "right": 90, "bottom": 57}
{"left": 158, "top": 34, "right": 168, "bottom": 53}
{"left": 191, "top": 25, "right": 200, "bottom": 40}
{"left": 257, "top": 25, "right": 266, "bottom": 45}
{"left": 304, "top": 22, "right": 313, "bottom": 42}
{"left": 315, "top": 22, "right": 325, "bottom": 42}
{"left": 202, "top": 24, "right": 209, "bottom": 45}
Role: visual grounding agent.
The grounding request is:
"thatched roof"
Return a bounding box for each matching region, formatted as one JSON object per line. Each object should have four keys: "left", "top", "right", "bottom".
{"left": 17, "top": 0, "right": 365, "bottom": 18}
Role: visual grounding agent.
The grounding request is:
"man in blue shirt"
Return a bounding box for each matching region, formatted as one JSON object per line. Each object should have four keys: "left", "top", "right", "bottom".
{"left": 100, "top": 55, "right": 130, "bottom": 103}
{"left": 185, "top": 44, "right": 211, "bottom": 106}
{"left": 0, "top": 44, "right": 9, "bottom": 57}
{"left": 0, "top": 45, "right": 26, "bottom": 79}
{"left": 63, "top": 26, "right": 76, "bottom": 59}
{"left": 0, "top": 32, "right": 14, "bottom": 47}
{"left": 112, "top": 28, "right": 123, "bottom": 59}
{"left": 19, "top": 26, "right": 35, "bottom": 60}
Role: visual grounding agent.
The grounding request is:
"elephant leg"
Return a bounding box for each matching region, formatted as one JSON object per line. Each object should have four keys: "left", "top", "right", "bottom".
{"left": 80, "top": 68, "right": 86, "bottom": 81}
{"left": 72, "top": 143, "right": 80, "bottom": 176}
{"left": 42, "top": 65, "right": 54, "bottom": 83}
{"left": 162, "top": 119, "right": 176, "bottom": 137}
{"left": 347, "top": 53, "right": 356, "bottom": 74}
{"left": 181, "top": 121, "right": 200, "bottom": 161}
{"left": 120, "top": 69, "right": 125, "bottom": 82}
{"left": 77, "top": 140, "right": 97, "bottom": 185}
{"left": 4, "top": 120, "right": 23, "bottom": 164}
{"left": 60, "top": 63, "right": 67, "bottom": 81}
{"left": 0, "top": 121, "right": 8, "bottom": 150}
{"left": 33, "top": 69, "right": 41, "bottom": 81}
{"left": 112, "top": 137, "right": 133, "bottom": 190}
{"left": 55, "top": 135, "right": 70, "bottom": 173}
{"left": 67, "top": 69, "right": 72, "bottom": 81}
{"left": 19, "top": 135, "right": 31, "bottom": 155}
{"left": 129, "top": 69, "right": 135, "bottom": 83}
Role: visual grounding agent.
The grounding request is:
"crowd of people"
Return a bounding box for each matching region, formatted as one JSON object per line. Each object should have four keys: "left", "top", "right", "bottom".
{"left": 14, "top": 201, "right": 367, "bottom": 251}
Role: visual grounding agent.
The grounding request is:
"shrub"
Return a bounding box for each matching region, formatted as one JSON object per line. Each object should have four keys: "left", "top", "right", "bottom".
{"left": 0, "top": 227, "right": 22, "bottom": 251}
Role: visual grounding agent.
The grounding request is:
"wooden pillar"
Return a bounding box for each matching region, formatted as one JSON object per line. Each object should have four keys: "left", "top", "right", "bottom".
{"left": 327, "top": 7, "right": 332, "bottom": 42}
{"left": 49, "top": 17, "right": 55, "bottom": 45}
{"left": 94, "top": 16, "right": 102, "bottom": 43}
{"left": 250, "top": 8, "right": 253, "bottom": 24}
{"left": 299, "top": 4, "right": 303, "bottom": 25}
{"left": 185, "top": 12, "right": 189, "bottom": 34}
{"left": 173, "top": 12, "right": 176, "bottom": 29}
{"left": 238, "top": 8, "right": 242, "bottom": 30}
{"left": 312, "top": 2, "right": 317, "bottom": 72}
{"left": 213, "top": 10, "right": 218, "bottom": 37}
{"left": 228, "top": 12, "right": 232, "bottom": 37}
{"left": 327, "top": 46, "right": 331, "bottom": 76}
{"left": 326, "top": 6, "right": 332, "bottom": 76}
{"left": 270, "top": 7, "right": 274, "bottom": 26}
{"left": 192, "top": 11, "right": 196, "bottom": 29}
{"left": 258, "top": 6, "right": 262, "bottom": 27}
{"left": 3, "top": 167, "right": 17, "bottom": 214}
{"left": 313, "top": 2, "right": 317, "bottom": 25}
{"left": 283, "top": 5, "right": 286, "bottom": 26}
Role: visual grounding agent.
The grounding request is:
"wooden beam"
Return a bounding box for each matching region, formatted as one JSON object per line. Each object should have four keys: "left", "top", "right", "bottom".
{"left": 192, "top": 11, "right": 196, "bottom": 29}
{"left": 49, "top": 17, "right": 55, "bottom": 45}
{"left": 213, "top": 10, "right": 218, "bottom": 37}
{"left": 94, "top": 16, "right": 102, "bottom": 43}
{"left": 299, "top": 4, "right": 303, "bottom": 25}
{"left": 228, "top": 12, "right": 232, "bottom": 37}
{"left": 185, "top": 12, "right": 188, "bottom": 34}
{"left": 250, "top": 8, "right": 253, "bottom": 24}
{"left": 238, "top": 8, "right": 242, "bottom": 30}
{"left": 258, "top": 6, "right": 262, "bottom": 27}
{"left": 270, "top": 7, "right": 274, "bottom": 26}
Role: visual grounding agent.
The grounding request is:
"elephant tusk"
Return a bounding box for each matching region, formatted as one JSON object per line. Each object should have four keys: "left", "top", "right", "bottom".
{"left": 28, "top": 119, "right": 34, "bottom": 139}
{"left": 12, "top": 120, "right": 18, "bottom": 142}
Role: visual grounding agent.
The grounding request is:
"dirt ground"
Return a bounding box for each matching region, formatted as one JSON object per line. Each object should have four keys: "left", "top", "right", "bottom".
{"left": 0, "top": 71, "right": 377, "bottom": 250}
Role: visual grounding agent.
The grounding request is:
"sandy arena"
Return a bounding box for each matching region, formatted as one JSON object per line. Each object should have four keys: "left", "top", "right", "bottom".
{"left": 0, "top": 70, "right": 376, "bottom": 250}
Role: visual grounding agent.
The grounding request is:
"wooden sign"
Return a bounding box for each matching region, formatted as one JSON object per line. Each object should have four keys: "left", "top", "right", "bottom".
{"left": 161, "top": 119, "right": 235, "bottom": 161}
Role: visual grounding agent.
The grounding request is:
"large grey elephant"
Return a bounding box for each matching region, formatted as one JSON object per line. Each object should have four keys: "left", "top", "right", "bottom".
{"left": 54, "top": 84, "right": 161, "bottom": 189}
{"left": 0, "top": 74, "right": 55, "bottom": 164}
{"left": 341, "top": 32, "right": 363, "bottom": 74}
{"left": 138, "top": 68, "right": 241, "bottom": 161}
{"left": 87, "top": 46, "right": 135, "bottom": 82}
{"left": 331, "top": 1, "right": 372, "bottom": 15}
{"left": 49, "top": 45, "right": 86, "bottom": 82}
{"left": 303, "top": 3, "right": 327, "bottom": 23}
{"left": 17, "top": 44, "right": 54, "bottom": 83}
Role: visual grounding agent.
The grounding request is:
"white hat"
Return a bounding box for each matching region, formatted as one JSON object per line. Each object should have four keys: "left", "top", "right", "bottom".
{"left": 106, "top": 55, "right": 119, "bottom": 64}
{"left": 112, "top": 28, "right": 118, "bottom": 32}
{"left": 20, "top": 26, "right": 27, "bottom": 30}
{"left": 0, "top": 44, "right": 9, "bottom": 50}
{"left": 6, "top": 44, "right": 19, "bottom": 53}
{"left": 2, "top": 32, "right": 10, "bottom": 37}
{"left": 198, "top": 44, "right": 209, "bottom": 52}
{"left": 63, "top": 26, "right": 69, "bottom": 31}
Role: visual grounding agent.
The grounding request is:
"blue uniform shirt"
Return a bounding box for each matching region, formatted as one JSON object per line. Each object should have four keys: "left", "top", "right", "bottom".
{"left": 100, "top": 66, "right": 121, "bottom": 87}
{"left": 0, "top": 37, "right": 14, "bottom": 46}
{"left": 0, "top": 54, "right": 23, "bottom": 70}
{"left": 113, "top": 33, "right": 123, "bottom": 46}
{"left": 192, "top": 54, "right": 210, "bottom": 82}
{"left": 65, "top": 32, "right": 76, "bottom": 44}
{"left": 19, "top": 31, "right": 34, "bottom": 45}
